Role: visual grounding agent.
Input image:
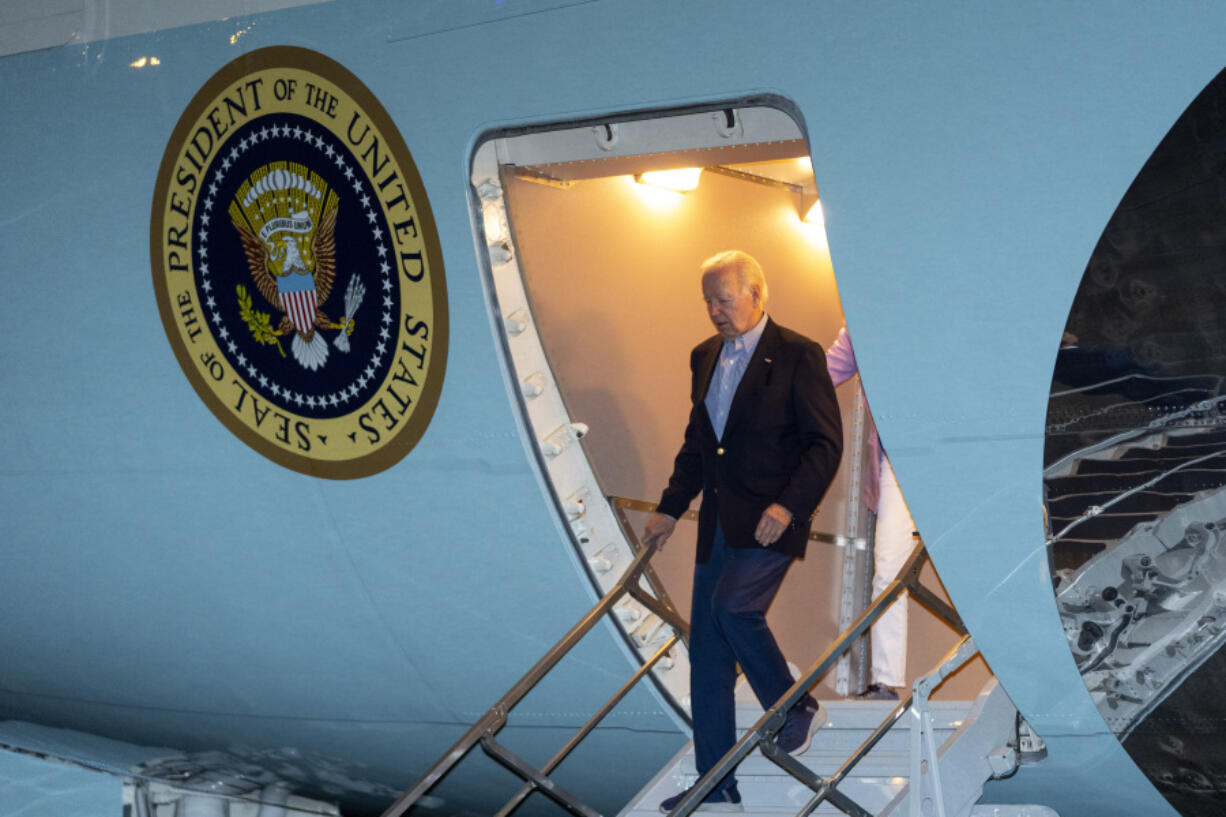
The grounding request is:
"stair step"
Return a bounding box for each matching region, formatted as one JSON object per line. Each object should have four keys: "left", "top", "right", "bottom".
{"left": 733, "top": 696, "right": 966, "bottom": 727}
{"left": 677, "top": 750, "right": 924, "bottom": 778}
{"left": 624, "top": 774, "right": 901, "bottom": 816}
{"left": 619, "top": 698, "right": 974, "bottom": 817}
{"left": 733, "top": 699, "right": 964, "bottom": 752}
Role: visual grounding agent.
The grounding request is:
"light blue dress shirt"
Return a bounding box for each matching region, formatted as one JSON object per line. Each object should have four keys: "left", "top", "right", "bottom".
{"left": 704, "top": 313, "right": 768, "bottom": 440}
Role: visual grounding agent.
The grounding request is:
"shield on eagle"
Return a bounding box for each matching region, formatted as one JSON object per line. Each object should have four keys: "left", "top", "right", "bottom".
{"left": 278, "top": 271, "right": 320, "bottom": 335}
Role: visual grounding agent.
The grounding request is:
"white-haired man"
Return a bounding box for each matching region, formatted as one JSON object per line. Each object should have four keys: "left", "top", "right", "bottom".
{"left": 646, "top": 250, "right": 843, "bottom": 812}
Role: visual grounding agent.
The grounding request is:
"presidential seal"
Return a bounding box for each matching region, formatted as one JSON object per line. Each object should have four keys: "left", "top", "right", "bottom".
{"left": 151, "top": 47, "right": 447, "bottom": 479}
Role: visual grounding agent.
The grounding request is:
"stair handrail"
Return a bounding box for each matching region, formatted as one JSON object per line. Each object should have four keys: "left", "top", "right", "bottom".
{"left": 380, "top": 525, "right": 688, "bottom": 817}
{"left": 667, "top": 540, "right": 968, "bottom": 817}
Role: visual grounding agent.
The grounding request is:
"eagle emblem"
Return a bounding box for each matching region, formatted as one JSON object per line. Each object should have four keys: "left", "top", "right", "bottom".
{"left": 228, "top": 163, "right": 365, "bottom": 370}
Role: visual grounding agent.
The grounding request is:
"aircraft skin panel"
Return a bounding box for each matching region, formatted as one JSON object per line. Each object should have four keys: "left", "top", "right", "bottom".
{"left": 0, "top": 745, "right": 120, "bottom": 817}
{"left": 0, "top": 11, "right": 689, "bottom": 811}
{"left": 775, "top": 6, "right": 1224, "bottom": 816}
{"left": 3, "top": 1, "right": 1226, "bottom": 815}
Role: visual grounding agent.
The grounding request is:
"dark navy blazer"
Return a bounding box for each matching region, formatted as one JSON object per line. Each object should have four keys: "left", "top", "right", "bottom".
{"left": 656, "top": 318, "right": 843, "bottom": 563}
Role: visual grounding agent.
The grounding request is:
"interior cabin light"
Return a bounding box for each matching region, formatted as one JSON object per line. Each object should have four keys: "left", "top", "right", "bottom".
{"left": 482, "top": 201, "right": 509, "bottom": 243}
{"left": 804, "top": 199, "right": 825, "bottom": 225}
{"left": 130, "top": 56, "right": 160, "bottom": 68}
{"left": 634, "top": 168, "right": 703, "bottom": 192}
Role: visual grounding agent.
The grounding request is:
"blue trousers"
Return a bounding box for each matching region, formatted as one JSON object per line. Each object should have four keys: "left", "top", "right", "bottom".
{"left": 690, "top": 523, "right": 795, "bottom": 789}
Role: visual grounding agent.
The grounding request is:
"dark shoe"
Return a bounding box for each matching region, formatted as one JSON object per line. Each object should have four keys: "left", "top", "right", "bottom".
{"left": 659, "top": 783, "right": 743, "bottom": 813}
{"left": 856, "top": 683, "right": 899, "bottom": 701}
{"left": 775, "top": 696, "right": 826, "bottom": 755}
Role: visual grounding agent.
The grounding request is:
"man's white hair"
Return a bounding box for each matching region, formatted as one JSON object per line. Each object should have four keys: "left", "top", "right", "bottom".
{"left": 700, "top": 250, "right": 769, "bottom": 303}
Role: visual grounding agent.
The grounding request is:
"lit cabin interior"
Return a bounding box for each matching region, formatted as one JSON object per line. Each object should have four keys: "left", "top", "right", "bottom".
{"left": 472, "top": 104, "right": 990, "bottom": 704}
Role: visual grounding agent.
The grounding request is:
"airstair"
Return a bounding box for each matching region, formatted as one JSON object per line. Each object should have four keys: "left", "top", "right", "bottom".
{"left": 621, "top": 647, "right": 1051, "bottom": 817}
{"left": 381, "top": 513, "right": 1055, "bottom": 817}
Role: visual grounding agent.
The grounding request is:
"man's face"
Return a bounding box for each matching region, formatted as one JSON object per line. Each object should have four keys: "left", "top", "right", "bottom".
{"left": 702, "top": 268, "right": 762, "bottom": 339}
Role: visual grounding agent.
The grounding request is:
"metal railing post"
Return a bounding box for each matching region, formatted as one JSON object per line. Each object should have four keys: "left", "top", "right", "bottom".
{"left": 836, "top": 378, "right": 872, "bottom": 697}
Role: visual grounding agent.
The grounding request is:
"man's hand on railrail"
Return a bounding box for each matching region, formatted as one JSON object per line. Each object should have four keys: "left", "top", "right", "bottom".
{"left": 643, "top": 512, "right": 677, "bottom": 550}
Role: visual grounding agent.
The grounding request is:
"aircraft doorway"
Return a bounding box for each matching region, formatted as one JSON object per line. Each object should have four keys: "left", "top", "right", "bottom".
{"left": 469, "top": 101, "right": 983, "bottom": 711}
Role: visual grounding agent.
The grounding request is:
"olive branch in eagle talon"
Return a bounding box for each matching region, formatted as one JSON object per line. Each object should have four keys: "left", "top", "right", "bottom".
{"left": 237, "top": 284, "right": 287, "bottom": 358}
